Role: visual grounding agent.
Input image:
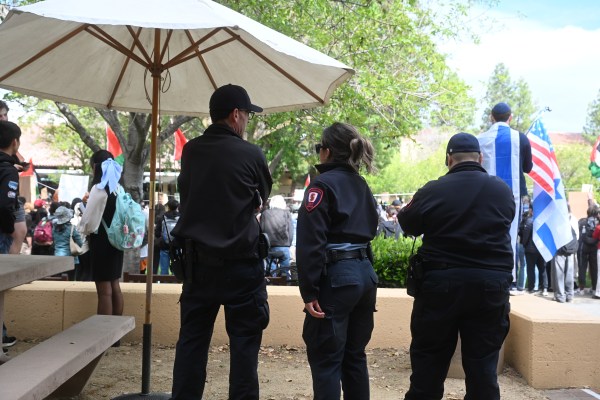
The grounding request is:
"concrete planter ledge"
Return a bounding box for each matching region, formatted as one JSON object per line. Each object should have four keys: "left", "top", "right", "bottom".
{"left": 5, "top": 282, "right": 600, "bottom": 390}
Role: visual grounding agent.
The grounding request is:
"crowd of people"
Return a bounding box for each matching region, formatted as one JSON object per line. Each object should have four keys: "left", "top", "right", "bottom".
{"left": 2, "top": 87, "right": 599, "bottom": 400}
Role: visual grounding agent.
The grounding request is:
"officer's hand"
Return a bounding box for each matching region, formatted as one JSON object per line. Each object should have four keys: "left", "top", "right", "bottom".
{"left": 305, "top": 300, "right": 325, "bottom": 318}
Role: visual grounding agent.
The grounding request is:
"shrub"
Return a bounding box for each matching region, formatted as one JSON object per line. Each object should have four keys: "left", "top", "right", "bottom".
{"left": 371, "top": 235, "right": 421, "bottom": 287}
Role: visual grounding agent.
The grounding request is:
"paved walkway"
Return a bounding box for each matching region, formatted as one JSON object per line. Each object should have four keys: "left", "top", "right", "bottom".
{"left": 545, "top": 389, "right": 600, "bottom": 399}
{"left": 512, "top": 289, "right": 600, "bottom": 317}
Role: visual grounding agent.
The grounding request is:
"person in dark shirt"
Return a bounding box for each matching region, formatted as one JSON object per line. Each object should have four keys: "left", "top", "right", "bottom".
{"left": 0, "top": 120, "right": 21, "bottom": 352}
{"left": 297, "top": 122, "right": 379, "bottom": 400}
{"left": 170, "top": 84, "right": 272, "bottom": 400}
{"left": 398, "top": 132, "right": 515, "bottom": 400}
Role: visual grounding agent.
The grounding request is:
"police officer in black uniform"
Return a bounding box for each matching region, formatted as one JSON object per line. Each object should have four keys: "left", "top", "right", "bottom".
{"left": 398, "top": 132, "right": 515, "bottom": 400}
{"left": 170, "top": 84, "right": 272, "bottom": 400}
{"left": 297, "top": 122, "right": 379, "bottom": 400}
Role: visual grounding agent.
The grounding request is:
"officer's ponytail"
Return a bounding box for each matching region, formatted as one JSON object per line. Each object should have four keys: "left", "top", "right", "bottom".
{"left": 322, "top": 122, "right": 376, "bottom": 174}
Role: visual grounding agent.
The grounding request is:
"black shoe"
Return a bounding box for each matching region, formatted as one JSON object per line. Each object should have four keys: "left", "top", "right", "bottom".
{"left": 2, "top": 336, "right": 17, "bottom": 348}
{"left": 111, "top": 340, "right": 121, "bottom": 348}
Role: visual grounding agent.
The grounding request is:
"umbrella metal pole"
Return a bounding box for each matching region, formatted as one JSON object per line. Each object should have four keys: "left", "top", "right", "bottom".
{"left": 113, "top": 29, "right": 170, "bottom": 400}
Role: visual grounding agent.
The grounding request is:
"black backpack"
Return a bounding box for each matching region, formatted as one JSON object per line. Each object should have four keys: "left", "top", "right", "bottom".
{"left": 580, "top": 218, "right": 598, "bottom": 250}
{"left": 557, "top": 227, "right": 578, "bottom": 256}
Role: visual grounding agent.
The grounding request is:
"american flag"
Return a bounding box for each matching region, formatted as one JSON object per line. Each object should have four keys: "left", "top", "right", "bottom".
{"left": 527, "top": 117, "right": 572, "bottom": 261}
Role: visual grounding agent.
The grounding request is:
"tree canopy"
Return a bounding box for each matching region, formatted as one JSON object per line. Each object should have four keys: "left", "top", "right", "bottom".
{"left": 480, "top": 63, "right": 536, "bottom": 133}
{"left": 584, "top": 89, "right": 600, "bottom": 137}
{"left": 3, "top": 0, "right": 481, "bottom": 194}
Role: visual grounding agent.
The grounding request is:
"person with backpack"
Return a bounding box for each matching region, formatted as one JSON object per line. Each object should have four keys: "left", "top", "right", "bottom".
{"left": 155, "top": 198, "right": 179, "bottom": 275}
{"left": 81, "top": 150, "right": 124, "bottom": 317}
{"left": 51, "top": 206, "right": 84, "bottom": 281}
{"left": 577, "top": 206, "right": 598, "bottom": 295}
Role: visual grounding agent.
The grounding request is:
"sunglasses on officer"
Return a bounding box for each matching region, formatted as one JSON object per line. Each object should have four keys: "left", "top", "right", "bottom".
{"left": 314, "top": 143, "right": 327, "bottom": 154}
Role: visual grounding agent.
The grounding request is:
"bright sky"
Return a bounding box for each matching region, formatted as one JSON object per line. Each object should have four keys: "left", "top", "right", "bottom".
{"left": 440, "top": 0, "right": 600, "bottom": 132}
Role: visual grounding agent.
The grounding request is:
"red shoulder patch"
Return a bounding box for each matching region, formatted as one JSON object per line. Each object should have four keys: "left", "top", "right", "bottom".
{"left": 304, "top": 188, "right": 324, "bottom": 212}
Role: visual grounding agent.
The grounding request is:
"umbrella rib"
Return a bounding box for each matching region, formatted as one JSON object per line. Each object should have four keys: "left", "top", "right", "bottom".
{"left": 85, "top": 25, "right": 150, "bottom": 69}
{"left": 159, "top": 30, "right": 174, "bottom": 62}
{"left": 0, "top": 24, "right": 89, "bottom": 82}
{"left": 107, "top": 27, "right": 143, "bottom": 109}
{"left": 174, "top": 36, "right": 238, "bottom": 66}
{"left": 184, "top": 30, "right": 217, "bottom": 91}
{"left": 223, "top": 27, "right": 324, "bottom": 104}
{"left": 162, "top": 27, "right": 223, "bottom": 70}
{"left": 126, "top": 25, "right": 153, "bottom": 66}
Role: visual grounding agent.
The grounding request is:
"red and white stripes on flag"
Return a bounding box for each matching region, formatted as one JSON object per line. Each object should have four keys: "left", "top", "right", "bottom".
{"left": 527, "top": 118, "right": 572, "bottom": 261}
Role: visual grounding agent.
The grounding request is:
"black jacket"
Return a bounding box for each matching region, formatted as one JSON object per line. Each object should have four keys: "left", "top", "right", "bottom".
{"left": 398, "top": 161, "right": 515, "bottom": 271}
{"left": 297, "top": 163, "right": 379, "bottom": 302}
{"left": 0, "top": 151, "right": 19, "bottom": 234}
{"left": 519, "top": 216, "right": 538, "bottom": 254}
{"left": 172, "top": 123, "right": 272, "bottom": 259}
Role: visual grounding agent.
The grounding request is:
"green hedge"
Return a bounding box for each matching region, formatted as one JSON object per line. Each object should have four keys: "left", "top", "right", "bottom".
{"left": 371, "top": 235, "right": 421, "bottom": 288}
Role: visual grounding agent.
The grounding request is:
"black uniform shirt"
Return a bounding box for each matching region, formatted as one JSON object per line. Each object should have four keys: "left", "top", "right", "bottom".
{"left": 0, "top": 151, "right": 19, "bottom": 234}
{"left": 172, "top": 123, "right": 272, "bottom": 259}
{"left": 398, "top": 161, "right": 515, "bottom": 271}
{"left": 297, "top": 163, "right": 379, "bottom": 303}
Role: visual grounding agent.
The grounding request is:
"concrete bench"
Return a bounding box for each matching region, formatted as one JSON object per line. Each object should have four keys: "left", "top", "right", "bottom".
{"left": 0, "top": 314, "right": 135, "bottom": 400}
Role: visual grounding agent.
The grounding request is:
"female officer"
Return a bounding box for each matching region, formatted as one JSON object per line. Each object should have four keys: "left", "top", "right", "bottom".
{"left": 297, "top": 122, "right": 379, "bottom": 400}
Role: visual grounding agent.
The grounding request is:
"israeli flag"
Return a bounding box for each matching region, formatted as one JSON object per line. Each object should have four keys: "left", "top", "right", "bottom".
{"left": 478, "top": 122, "right": 521, "bottom": 276}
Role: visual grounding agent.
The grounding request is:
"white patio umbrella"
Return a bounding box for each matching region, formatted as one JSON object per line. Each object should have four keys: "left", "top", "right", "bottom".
{"left": 0, "top": 0, "right": 354, "bottom": 398}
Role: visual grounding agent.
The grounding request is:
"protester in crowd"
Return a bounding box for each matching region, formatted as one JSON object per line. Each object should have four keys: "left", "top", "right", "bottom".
{"left": 514, "top": 196, "right": 531, "bottom": 292}
{"left": 520, "top": 205, "right": 549, "bottom": 295}
{"left": 51, "top": 205, "right": 84, "bottom": 281}
{"left": 377, "top": 206, "right": 401, "bottom": 239}
{"left": 398, "top": 132, "right": 514, "bottom": 400}
{"left": 551, "top": 209, "right": 578, "bottom": 303}
{"left": 170, "top": 84, "right": 272, "bottom": 400}
{"left": 0, "top": 101, "right": 28, "bottom": 258}
{"left": 260, "top": 195, "right": 294, "bottom": 277}
{"left": 589, "top": 219, "right": 600, "bottom": 297}
{"left": 578, "top": 206, "right": 598, "bottom": 295}
{"left": 139, "top": 201, "right": 149, "bottom": 274}
{"left": 297, "top": 122, "right": 379, "bottom": 400}
{"left": 155, "top": 198, "right": 180, "bottom": 275}
{"left": 478, "top": 102, "right": 533, "bottom": 289}
{"left": 21, "top": 198, "right": 33, "bottom": 254}
{"left": 153, "top": 202, "right": 166, "bottom": 274}
{"left": 0, "top": 120, "right": 21, "bottom": 353}
{"left": 80, "top": 150, "right": 124, "bottom": 318}
{"left": 71, "top": 197, "right": 91, "bottom": 281}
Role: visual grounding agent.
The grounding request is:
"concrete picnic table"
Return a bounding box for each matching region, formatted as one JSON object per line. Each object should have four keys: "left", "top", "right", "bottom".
{"left": 0, "top": 255, "right": 73, "bottom": 363}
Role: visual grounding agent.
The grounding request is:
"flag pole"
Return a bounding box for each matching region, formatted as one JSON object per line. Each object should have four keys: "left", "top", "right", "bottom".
{"left": 525, "top": 106, "right": 552, "bottom": 135}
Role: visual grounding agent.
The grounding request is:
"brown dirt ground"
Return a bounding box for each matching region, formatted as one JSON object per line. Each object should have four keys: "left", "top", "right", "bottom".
{"left": 12, "top": 340, "right": 549, "bottom": 399}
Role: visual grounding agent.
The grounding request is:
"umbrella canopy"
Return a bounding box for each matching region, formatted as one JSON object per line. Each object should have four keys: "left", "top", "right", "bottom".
{"left": 0, "top": 0, "right": 354, "bottom": 115}
{"left": 0, "top": 0, "right": 353, "bottom": 397}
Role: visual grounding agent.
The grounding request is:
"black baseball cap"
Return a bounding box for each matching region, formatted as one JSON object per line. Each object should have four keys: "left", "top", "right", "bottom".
{"left": 446, "top": 132, "right": 480, "bottom": 155}
{"left": 445, "top": 132, "right": 480, "bottom": 166}
{"left": 209, "top": 84, "right": 263, "bottom": 116}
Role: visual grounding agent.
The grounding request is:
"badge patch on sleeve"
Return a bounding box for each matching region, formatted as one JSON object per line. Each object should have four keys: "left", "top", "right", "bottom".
{"left": 8, "top": 181, "right": 18, "bottom": 190}
{"left": 8, "top": 191, "right": 16, "bottom": 198}
{"left": 304, "top": 188, "right": 323, "bottom": 212}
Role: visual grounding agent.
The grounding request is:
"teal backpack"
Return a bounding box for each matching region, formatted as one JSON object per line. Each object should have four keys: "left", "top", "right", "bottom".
{"left": 101, "top": 186, "right": 146, "bottom": 251}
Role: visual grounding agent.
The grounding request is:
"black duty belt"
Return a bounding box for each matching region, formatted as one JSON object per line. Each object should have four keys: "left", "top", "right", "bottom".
{"left": 325, "top": 248, "right": 367, "bottom": 264}
{"left": 422, "top": 261, "right": 450, "bottom": 270}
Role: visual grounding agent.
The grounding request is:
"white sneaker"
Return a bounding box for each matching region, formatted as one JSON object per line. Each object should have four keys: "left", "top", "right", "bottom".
{"left": 542, "top": 289, "right": 549, "bottom": 297}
